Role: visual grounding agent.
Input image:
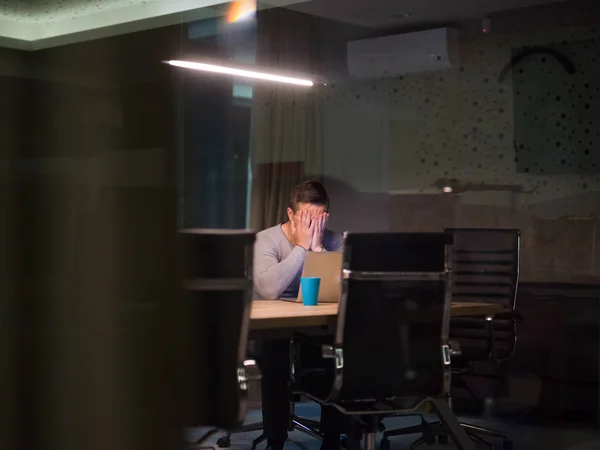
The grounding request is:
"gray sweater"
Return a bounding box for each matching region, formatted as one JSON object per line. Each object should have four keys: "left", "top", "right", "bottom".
{"left": 253, "top": 224, "right": 343, "bottom": 300}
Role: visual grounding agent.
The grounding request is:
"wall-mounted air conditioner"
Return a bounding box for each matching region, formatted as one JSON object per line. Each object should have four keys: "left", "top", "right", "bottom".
{"left": 347, "top": 28, "right": 459, "bottom": 79}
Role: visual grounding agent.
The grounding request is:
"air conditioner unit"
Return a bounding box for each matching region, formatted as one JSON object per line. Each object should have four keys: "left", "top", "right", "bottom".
{"left": 347, "top": 28, "right": 459, "bottom": 79}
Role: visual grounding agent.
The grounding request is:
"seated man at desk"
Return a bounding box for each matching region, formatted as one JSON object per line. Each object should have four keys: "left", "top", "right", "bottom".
{"left": 253, "top": 180, "right": 346, "bottom": 450}
{"left": 253, "top": 179, "right": 342, "bottom": 300}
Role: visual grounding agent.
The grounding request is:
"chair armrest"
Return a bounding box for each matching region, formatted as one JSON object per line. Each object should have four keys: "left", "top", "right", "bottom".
{"left": 449, "top": 340, "right": 462, "bottom": 357}
{"left": 321, "top": 344, "right": 336, "bottom": 359}
{"left": 485, "top": 310, "right": 521, "bottom": 363}
{"left": 484, "top": 317, "right": 499, "bottom": 363}
{"left": 293, "top": 333, "right": 338, "bottom": 359}
{"left": 242, "top": 359, "right": 261, "bottom": 383}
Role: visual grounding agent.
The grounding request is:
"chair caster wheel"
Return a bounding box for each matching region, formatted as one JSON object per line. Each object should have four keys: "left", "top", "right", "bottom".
{"left": 438, "top": 433, "right": 449, "bottom": 445}
{"left": 380, "top": 439, "right": 390, "bottom": 450}
{"left": 217, "top": 437, "right": 231, "bottom": 448}
{"left": 503, "top": 440, "right": 514, "bottom": 450}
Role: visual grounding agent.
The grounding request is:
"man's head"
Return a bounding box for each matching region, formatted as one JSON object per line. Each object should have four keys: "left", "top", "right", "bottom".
{"left": 287, "top": 180, "right": 329, "bottom": 222}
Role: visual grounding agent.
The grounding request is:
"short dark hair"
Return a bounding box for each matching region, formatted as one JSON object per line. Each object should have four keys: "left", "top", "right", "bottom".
{"left": 289, "top": 180, "right": 329, "bottom": 212}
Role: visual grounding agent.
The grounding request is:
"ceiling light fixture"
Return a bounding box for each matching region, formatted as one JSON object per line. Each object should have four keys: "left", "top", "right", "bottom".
{"left": 166, "top": 60, "right": 314, "bottom": 87}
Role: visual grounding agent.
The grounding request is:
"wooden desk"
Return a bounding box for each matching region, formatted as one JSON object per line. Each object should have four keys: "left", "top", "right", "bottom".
{"left": 250, "top": 300, "right": 507, "bottom": 331}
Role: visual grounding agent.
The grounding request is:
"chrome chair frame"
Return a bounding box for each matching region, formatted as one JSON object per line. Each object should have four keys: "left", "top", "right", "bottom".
{"left": 295, "top": 232, "right": 477, "bottom": 450}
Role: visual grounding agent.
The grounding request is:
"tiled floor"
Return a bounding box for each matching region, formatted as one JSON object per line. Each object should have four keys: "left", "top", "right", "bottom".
{"left": 188, "top": 403, "right": 600, "bottom": 450}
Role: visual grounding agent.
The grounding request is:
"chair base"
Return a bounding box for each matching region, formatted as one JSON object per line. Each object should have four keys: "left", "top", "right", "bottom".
{"left": 217, "top": 422, "right": 265, "bottom": 449}
{"left": 291, "top": 415, "right": 323, "bottom": 441}
{"left": 349, "top": 416, "right": 380, "bottom": 450}
{"left": 380, "top": 415, "right": 440, "bottom": 450}
{"left": 461, "top": 422, "right": 513, "bottom": 450}
{"left": 217, "top": 415, "right": 323, "bottom": 449}
{"left": 381, "top": 417, "right": 513, "bottom": 450}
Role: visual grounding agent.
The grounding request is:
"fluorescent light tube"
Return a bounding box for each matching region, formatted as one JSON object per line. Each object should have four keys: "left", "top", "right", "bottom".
{"left": 166, "top": 60, "right": 314, "bottom": 87}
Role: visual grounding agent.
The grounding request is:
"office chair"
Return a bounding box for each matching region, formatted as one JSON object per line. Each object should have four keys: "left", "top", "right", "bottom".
{"left": 293, "top": 232, "right": 477, "bottom": 450}
{"left": 446, "top": 228, "right": 521, "bottom": 362}
{"left": 216, "top": 394, "right": 323, "bottom": 449}
{"left": 180, "top": 229, "right": 260, "bottom": 433}
{"left": 381, "top": 228, "right": 519, "bottom": 450}
{"left": 216, "top": 339, "right": 324, "bottom": 448}
{"left": 447, "top": 228, "right": 521, "bottom": 450}
{"left": 215, "top": 301, "right": 322, "bottom": 447}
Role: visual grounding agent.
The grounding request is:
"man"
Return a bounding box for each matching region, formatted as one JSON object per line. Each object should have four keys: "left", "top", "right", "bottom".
{"left": 253, "top": 180, "right": 346, "bottom": 450}
{"left": 253, "top": 180, "right": 342, "bottom": 300}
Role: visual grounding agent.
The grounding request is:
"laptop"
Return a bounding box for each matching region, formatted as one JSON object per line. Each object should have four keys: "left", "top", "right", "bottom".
{"left": 297, "top": 251, "right": 343, "bottom": 303}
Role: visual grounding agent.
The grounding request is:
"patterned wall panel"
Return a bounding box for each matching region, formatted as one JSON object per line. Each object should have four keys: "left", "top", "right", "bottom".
{"left": 320, "top": 2, "right": 600, "bottom": 281}
{"left": 321, "top": 19, "right": 600, "bottom": 205}
{"left": 513, "top": 38, "right": 600, "bottom": 175}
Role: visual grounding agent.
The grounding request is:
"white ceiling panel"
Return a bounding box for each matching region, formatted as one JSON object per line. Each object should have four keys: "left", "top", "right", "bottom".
{"left": 290, "top": 0, "right": 568, "bottom": 28}
{"left": 0, "top": 0, "right": 309, "bottom": 50}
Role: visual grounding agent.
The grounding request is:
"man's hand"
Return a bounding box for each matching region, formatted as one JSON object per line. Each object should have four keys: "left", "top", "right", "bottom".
{"left": 291, "top": 210, "right": 315, "bottom": 251}
{"left": 310, "top": 212, "right": 329, "bottom": 252}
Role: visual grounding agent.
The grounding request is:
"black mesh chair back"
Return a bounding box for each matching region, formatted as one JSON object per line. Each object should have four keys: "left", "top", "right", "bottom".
{"left": 329, "top": 232, "right": 453, "bottom": 408}
{"left": 445, "top": 228, "right": 520, "bottom": 363}
{"left": 180, "top": 229, "right": 255, "bottom": 430}
{"left": 446, "top": 228, "right": 519, "bottom": 308}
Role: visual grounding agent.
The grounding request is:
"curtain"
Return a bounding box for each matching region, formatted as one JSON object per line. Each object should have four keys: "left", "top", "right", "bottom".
{"left": 249, "top": 8, "right": 322, "bottom": 231}
{"left": 251, "top": 161, "right": 304, "bottom": 228}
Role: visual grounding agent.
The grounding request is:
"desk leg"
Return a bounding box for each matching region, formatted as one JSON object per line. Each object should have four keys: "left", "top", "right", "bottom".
{"left": 431, "top": 398, "right": 476, "bottom": 450}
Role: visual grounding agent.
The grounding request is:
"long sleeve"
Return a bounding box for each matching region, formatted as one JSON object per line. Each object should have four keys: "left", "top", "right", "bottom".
{"left": 253, "top": 234, "right": 307, "bottom": 299}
